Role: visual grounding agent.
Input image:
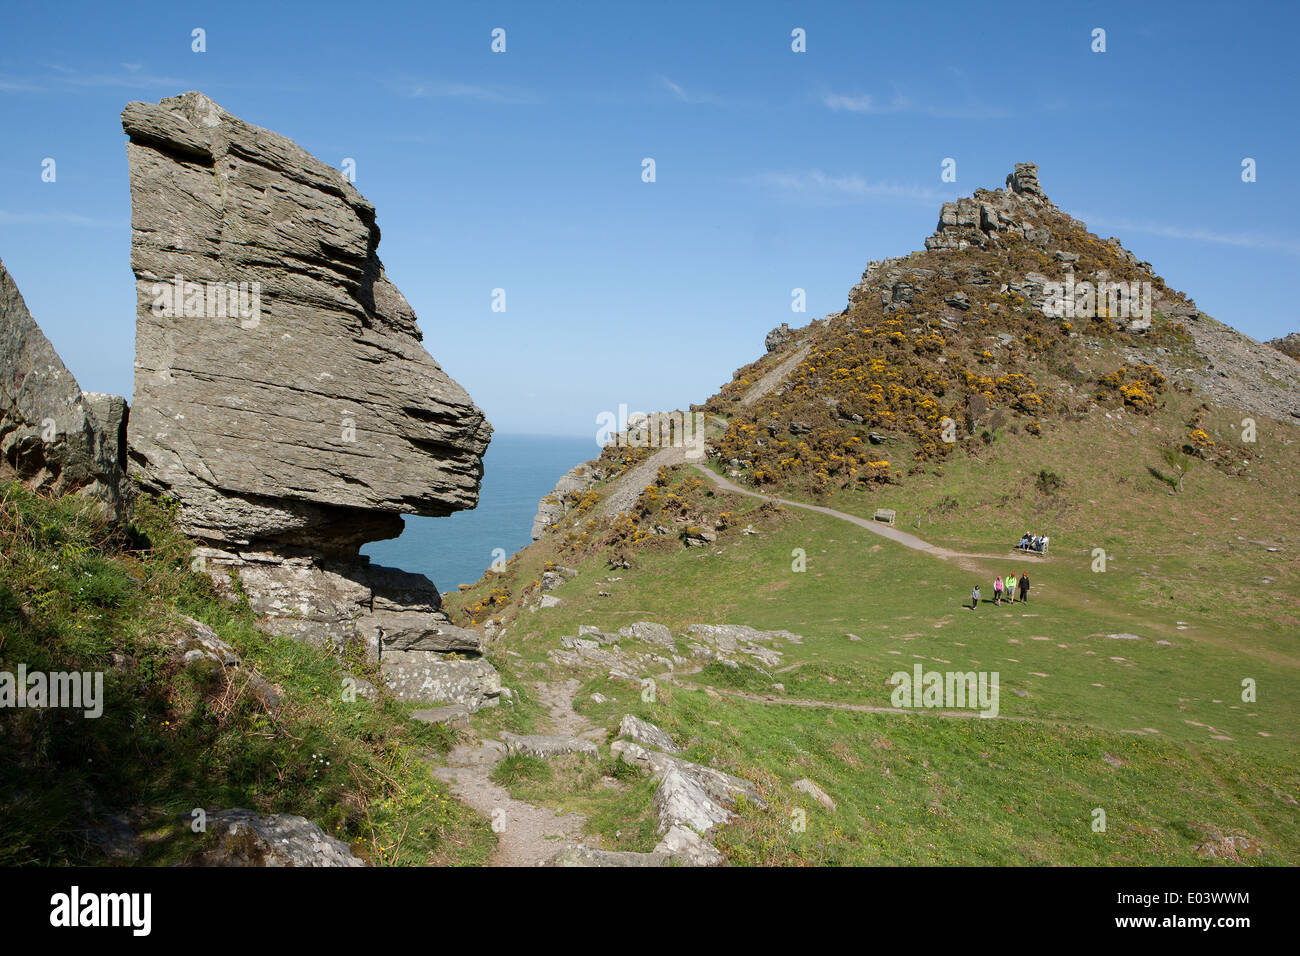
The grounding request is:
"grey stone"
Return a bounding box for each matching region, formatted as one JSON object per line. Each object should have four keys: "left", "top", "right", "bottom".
{"left": 501, "top": 732, "right": 598, "bottom": 760}
{"left": 546, "top": 845, "right": 669, "bottom": 867}
{"left": 610, "top": 740, "right": 763, "bottom": 811}
{"left": 765, "top": 322, "right": 795, "bottom": 352}
{"left": 411, "top": 703, "right": 469, "bottom": 726}
{"left": 380, "top": 653, "right": 500, "bottom": 710}
{"left": 120, "top": 92, "right": 498, "bottom": 702}
{"left": 123, "top": 92, "right": 490, "bottom": 549}
{"left": 198, "top": 810, "right": 365, "bottom": 867}
{"left": 618, "top": 714, "right": 682, "bottom": 754}
{"left": 653, "top": 767, "right": 733, "bottom": 835}
{"left": 655, "top": 824, "right": 725, "bottom": 866}
{"left": 793, "top": 778, "right": 837, "bottom": 812}
{"left": 617, "top": 621, "right": 675, "bottom": 647}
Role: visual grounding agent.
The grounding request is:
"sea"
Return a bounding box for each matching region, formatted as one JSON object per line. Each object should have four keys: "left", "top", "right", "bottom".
{"left": 361, "top": 433, "right": 597, "bottom": 594}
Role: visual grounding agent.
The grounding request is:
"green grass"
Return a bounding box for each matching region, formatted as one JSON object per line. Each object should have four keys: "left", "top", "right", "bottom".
{"left": 490, "top": 753, "right": 553, "bottom": 787}
{"left": 447, "top": 448, "right": 1299, "bottom": 865}
{"left": 0, "top": 481, "right": 494, "bottom": 866}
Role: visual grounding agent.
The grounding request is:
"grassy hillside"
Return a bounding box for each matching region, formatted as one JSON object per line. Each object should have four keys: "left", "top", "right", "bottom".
{"left": 0, "top": 479, "right": 493, "bottom": 866}
{"left": 445, "top": 458, "right": 1298, "bottom": 864}
{"left": 440, "top": 182, "right": 1299, "bottom": 864}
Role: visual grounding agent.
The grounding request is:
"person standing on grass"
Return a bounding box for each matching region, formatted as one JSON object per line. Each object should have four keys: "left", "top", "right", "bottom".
{"left": 993, "top": 576, "right": 1004, "bottom": 606}
{"left": 971, "top": 584, "right": 981, "bottom": 610}
{"left": 1007, "top": 570, "right": 1019, "bottom": 602}
{"left": 1018, "top": 571, "right": 1030, "bottom": 603}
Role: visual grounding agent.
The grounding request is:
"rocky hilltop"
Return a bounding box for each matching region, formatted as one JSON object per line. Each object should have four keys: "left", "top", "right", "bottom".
{"left": 122, "top": 92, "right": 497, "bottom": 707}
{"left": 699, "top": 162, "right": 1299, "bottom": 495}
{"left": 1, "top": 257, "right": 127, "bottom": 517}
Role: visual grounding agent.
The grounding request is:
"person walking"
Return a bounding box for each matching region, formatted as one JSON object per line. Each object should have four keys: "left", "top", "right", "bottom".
{"left": 971, "top": 584, "right": 981, "bottom": 610}
{"left": 993, "top": 575, "right": 1004, "bottom": 606}
{"left": 1018, "top": 571, "right": 1030, "bottom": 603}
{"left": 1007, "top": 570, "right": 1019, "bottom": 602}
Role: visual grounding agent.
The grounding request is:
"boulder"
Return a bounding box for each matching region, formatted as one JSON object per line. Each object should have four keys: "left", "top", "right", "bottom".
{"left": 610, "top": 740, "right": 763, "bottom": 810}
{"left": 617, "top": 621, "right": 675, "bottom": 647}
{"left": 618, "top": 714, "right": 682, "bottom": 754}
{"left": 655, "top": 824, "right": 726, "bottom": 866}
{"left": 122, "top": 92, "right": 490, "bottom": 548}
{"left": 120, "top": 92, "right": 497, "bottom": 702}
{"left": 793, "top": 778, "right": 837, "bottom": 812}
{"left": 197, "top": 810, "right": 365, "bottom": 867}
{"left": 546, "top": 845, "right": 670, "bottom": 867}
{"left": 653, "top": 767, "right": 732, "bottom": 835}
{"left": 501, "top": 733, "right": 599, "bottom": 760}
{"left": 380, "top": 654, "right": 500, "bottom": 711}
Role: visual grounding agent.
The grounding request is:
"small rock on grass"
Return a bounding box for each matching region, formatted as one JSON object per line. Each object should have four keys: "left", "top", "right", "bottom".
{"left": 793, "top": 778, "right": 837, "bottom": 812}
{"left": 502, "top": 732, "right": 598, "bottom": 760}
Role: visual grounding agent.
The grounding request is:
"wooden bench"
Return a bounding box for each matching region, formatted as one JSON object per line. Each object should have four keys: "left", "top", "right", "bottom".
{"left": 873, "top": 508, "right": 896, "bottom": 526}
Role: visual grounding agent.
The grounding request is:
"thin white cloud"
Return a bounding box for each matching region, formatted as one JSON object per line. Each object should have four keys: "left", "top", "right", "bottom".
{"left": 1082, "top": 213, "right": 1300, "bottom": 258}
{"left": 0, "top": 65, "right": 190, "bottom": 93}
{"left": 657, "top": 74, "right": 723, "bottom": 105}
{"left": 404, "top": 81, "right": 536, "bottom": 104}
{"left": 0, "top": 210, "right": 126, "bottom": 228}
{"left": 747, "top": 169, "right": 950, "bottom": 204}
{"left": 822, "top": 92, "right": 885, "bottom": 113}
{"left": 821, "top": 89, "right": 1010, "bottom": 120}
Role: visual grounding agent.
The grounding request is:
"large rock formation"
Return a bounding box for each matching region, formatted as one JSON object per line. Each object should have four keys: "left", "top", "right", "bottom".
{"left": 0, "top": 256, "right": 127, "bottom": 517}
{"left": 122, "top": 92, "right": 496, "bottom": 707}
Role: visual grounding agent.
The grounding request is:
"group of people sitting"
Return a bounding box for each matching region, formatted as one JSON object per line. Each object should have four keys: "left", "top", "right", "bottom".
{"left": 1017, "top": 532, "right": 1049, "bottom": 554}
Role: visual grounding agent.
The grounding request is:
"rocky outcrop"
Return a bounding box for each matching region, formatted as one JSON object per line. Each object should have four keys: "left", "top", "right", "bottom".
{"left": 197, "top": 809, "right": 366, "bottom": 867}
{"left": 618, "top": 714, "right": 682, "bottom": 753}
{"left": 765, "top": 322, "right": 794, "bottom": 352}
{"left": 923, "top": 162, "right": 1063, "bottom": 253}
{"left": 1267, "top": 332, "right": 1300, "bottom": 361}
{"left": 0, "top": 257, "right": 128, "bottom": 518}
{"left": 531, "top": 461, "right": 601, "bottom": 539}
{"left": 122, "top": 92, "right": 496, "bottom": 706}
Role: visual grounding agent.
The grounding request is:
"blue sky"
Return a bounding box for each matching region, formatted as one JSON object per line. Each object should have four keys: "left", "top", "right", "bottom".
{"left": 1, "top": 0, "right": 1297, "bottom": 439}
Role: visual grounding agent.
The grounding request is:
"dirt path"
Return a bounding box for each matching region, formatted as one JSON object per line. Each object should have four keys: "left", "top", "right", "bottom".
{"left": 695, "top": 465, "right": 1045, "bottom": 565}
{"left": 429, "top": 679, "right": 600, "bottom": 866}
{"left": 598, "top": 445, "right": 689, "bottom": 517}
{"left": 741, "top": 344, "right": 811, "bottom": 406}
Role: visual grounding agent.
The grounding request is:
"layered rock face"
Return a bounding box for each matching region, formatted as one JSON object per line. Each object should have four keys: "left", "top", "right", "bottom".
{"left": 0, "top": 257, "right": 128, "bottom": 517}
{"left": 123, "top": 92, "right": 496, "bottom": 707}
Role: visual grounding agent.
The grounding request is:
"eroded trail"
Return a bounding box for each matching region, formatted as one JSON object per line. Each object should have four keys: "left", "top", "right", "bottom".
{"left": 694, "top": 465, "right": 1045, "bottom": 565}
{"left": 429, "top": 679, "right": 599, "bottom": 866}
